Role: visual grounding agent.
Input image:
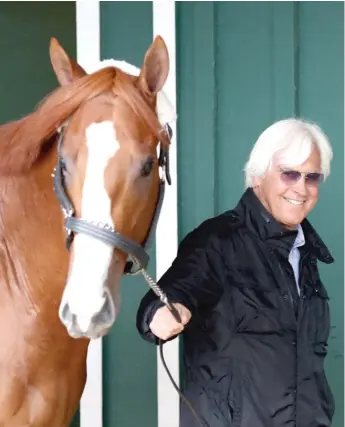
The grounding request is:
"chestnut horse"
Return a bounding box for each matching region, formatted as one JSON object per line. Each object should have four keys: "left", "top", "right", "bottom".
{"left": 0, "top": 36, "right": 174, "bottom": 426}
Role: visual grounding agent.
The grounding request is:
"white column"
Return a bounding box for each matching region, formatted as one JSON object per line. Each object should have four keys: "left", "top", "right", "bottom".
{"left": 153, "top": 2, "right": 180, "bottom": 427}
{"left": 76, "top": 2, "right": 103, "bottom": 427}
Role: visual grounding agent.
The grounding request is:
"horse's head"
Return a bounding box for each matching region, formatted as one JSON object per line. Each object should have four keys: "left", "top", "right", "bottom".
{"left": 48, "top": 37, "right": 174, "bottom": 339}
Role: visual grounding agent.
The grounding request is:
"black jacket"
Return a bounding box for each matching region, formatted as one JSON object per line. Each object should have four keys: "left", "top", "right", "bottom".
{"left": 137, "top": 188, "right": 335, "bottom": 427}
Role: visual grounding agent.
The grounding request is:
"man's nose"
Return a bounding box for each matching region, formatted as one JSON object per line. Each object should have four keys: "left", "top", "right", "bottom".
{"left": 292, "top": 175, "right": 308, "bottom": 195}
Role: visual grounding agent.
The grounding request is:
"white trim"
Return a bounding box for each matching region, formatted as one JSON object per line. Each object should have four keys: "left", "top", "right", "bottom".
{"left": 76, "top": 1, "right": 100, "bottom": 71}
{"left": 76, "top": 2, "right": 103, "bottom": 427}
{"left": 153, "top": 2, "right": 180, "bottom": 427}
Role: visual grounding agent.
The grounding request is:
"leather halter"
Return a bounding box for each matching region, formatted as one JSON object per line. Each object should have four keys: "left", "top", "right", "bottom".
{"left": 52, "top": 123, "right": 172, "bottom": 275}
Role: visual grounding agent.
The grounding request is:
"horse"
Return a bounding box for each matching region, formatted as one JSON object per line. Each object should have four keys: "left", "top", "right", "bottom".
{"left": 0, "top": 35, "right": 175, "bottom": 426}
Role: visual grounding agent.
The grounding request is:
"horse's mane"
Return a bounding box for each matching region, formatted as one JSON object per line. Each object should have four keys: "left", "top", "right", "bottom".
{"left": 0, "top": 67, "right": 168, "bottom": 175}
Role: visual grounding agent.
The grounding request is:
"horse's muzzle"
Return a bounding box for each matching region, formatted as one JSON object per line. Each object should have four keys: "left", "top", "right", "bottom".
{"left": 59, "top": 288, "right": 116, "bottom": 339}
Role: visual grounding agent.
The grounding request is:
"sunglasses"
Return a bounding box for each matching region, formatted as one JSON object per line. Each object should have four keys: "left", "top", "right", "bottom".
{"left": 279, "top": 168, "right": 324, "bottom": 186}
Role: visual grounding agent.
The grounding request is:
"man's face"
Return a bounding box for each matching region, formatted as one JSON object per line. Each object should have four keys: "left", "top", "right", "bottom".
{"left": 253, "top": 145, "right": 322, "bottom": 229}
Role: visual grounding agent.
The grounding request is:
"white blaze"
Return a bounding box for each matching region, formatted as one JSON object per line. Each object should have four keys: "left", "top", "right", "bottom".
{"left": 60, "top": 121, "right": 119, "bottom": 332}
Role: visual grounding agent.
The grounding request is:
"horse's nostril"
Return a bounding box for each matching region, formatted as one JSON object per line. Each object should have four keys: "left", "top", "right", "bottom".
{"left": 91, "top": 293, "right": 114, "bottom": 326}
{"left": 61, "top": 302, "right": 74, "bottom": 323}
{"left": 59, "top": 302, "right": 84, "bottom": 337}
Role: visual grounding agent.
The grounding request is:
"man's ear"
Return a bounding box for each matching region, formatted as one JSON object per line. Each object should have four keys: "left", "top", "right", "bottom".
{"left": 49, "top": 37, "right": 87, "bottom": 86}
{"left": 138, "top": 36, "right": 169, "bottom": 95}
{"left": 252, "top": 176, "right": 262, "bottom": 188}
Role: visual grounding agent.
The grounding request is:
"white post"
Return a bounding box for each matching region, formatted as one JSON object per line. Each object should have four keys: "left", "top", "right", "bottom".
{"left": 153, "top": 2, "right": 180, "bottom": 427}
{"left": 76, "top": 2, "right": 103, "bottom": 427}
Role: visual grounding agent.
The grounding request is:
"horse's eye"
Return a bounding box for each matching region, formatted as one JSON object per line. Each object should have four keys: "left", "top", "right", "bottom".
{"left": 140, "top": 158, "right": 154, "bottom": 177}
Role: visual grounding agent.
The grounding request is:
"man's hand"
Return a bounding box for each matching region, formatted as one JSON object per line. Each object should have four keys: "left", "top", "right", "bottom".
{"left": 149, "top": 303, "right": 192, "bottom": 340}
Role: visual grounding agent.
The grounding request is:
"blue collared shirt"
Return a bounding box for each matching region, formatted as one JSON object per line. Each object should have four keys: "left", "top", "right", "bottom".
{"left": 288, "top": 224, "right": 305, "bottom": 295}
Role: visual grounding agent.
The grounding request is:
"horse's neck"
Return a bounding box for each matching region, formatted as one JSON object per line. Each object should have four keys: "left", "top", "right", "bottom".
{"left": 0, "top": 144, "right": 68, "bottom": 311}
{"left": 0, "top": 145, "right": 89, "bottom": 427}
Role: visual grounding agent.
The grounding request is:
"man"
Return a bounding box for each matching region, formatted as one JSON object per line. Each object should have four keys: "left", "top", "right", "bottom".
{"left": 136, "top": 118, "right": 335, "bottom": 427}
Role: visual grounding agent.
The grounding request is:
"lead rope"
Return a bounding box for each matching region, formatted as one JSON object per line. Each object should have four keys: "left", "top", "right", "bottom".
{"left": 140, "top": 268, "right": 204, "bottom": 427}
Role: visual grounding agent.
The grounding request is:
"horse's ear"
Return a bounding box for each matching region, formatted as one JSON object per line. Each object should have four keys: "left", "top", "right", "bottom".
{"left": 138, "top": 36, "right": 169, "bottom": 95}
{"left": 49, "top": 37, "right": 87, "bottom": 86}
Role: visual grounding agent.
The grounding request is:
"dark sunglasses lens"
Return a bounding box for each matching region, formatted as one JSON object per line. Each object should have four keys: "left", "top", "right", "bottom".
{"left": 281, "top": 170, "right": 324, "bottom": 185}
{"left": 281, "top": 170, "right": 301, "bottom": 184}
{"left": 306, "top": 173, "right": 324, "bottom": 184}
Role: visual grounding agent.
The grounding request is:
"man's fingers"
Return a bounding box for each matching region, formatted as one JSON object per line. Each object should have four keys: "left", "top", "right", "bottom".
{"left": 149, "top": 303, "right": 192, "bottom": 340}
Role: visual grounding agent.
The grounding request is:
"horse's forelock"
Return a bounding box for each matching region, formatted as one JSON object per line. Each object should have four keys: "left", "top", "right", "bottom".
{"left": 0, "top": 63, "right": 171, "bottom": 176}
{"left": 0, "top": 68, "right": 115, "bottom": 175}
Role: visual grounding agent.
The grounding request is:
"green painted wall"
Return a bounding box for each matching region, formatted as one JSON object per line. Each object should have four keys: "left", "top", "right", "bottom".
{"left": 176, "top": 2, "right": 344, "bottom": 426}
{"left": 100, "top": 3, "right": 158, "bottom": 427}
{"left": 0, "top": 3, "right": 79, "bottom": 426}
{"left": 0, "top": 2, "right": 76, "bottom": 122}
{"left": 298, "top": 5, "right": 344, "bottom": 426}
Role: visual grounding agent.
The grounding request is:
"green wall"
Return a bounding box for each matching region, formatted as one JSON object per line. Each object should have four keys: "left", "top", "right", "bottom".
{"left": 298, "top": 5, "right": 344, "bottom": 425}
{"left": 0, "top": 2, "right": 76, "bottom": 122}
{"left": 176, "top": 2, "right": 344, "bottom": 426}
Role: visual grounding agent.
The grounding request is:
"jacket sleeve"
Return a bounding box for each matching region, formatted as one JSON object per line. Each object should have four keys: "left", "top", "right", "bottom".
{"left": 136, "top": 221, "right": 225, "bottom": 344}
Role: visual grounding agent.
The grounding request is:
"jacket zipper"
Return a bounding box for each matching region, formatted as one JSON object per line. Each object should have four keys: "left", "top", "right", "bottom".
{"left": 277, "top": 262, "right": 295, "bottom": 314}
{"left": 297, "top": 252, "right": 309, "bottom": 299}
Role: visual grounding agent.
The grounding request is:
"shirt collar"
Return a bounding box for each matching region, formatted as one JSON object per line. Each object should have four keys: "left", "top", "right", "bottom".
{"left": 293, "top": 224, "right": 305, "bottom": 249}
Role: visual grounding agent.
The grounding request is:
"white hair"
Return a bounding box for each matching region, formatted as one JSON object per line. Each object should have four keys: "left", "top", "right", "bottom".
{"left": 244, "top": 118, "right": 333, "bottom": 188}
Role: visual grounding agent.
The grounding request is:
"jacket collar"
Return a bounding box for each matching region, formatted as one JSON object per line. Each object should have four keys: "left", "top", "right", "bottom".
{"left": 233, "top": 188, "right": 334, "bottom": 264}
